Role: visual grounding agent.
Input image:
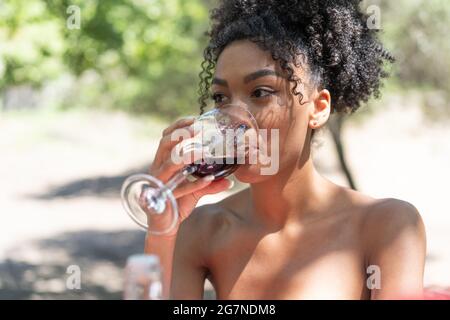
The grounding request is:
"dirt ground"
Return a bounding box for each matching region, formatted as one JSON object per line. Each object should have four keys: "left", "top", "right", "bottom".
{"left": 0, "top": 100, "right": 449, "bottom": 299}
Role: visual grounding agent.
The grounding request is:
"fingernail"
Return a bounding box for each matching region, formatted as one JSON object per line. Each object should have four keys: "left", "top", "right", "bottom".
{"left": 227, "top": 179, "right": 235, "bottom": 189}
{"left": 203, "top": 175, "right": 215, "bottom": 182}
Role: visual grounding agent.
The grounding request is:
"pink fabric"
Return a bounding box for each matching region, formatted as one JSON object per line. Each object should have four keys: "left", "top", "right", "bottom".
{"left": 423, "top": 287, "right": 450, "bottom": 300}
{"left": 393, "top": 287, "right": 450, "bottom": 300}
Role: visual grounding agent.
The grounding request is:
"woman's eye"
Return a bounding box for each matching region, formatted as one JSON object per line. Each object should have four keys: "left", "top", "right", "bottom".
{"left": 211, "top": 93, "right": 227, "bottom": 103}
{"left": 252, "top": 88, "right": 276, "bottom": 98}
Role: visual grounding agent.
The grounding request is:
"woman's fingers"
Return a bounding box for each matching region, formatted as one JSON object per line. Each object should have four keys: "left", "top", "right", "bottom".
{"left": 155, "top": 157, "right": 187, "bottom": 182}
{"left": 172, "top": 175, "right": 215, "bottom": 199}
{"left": 154, "top": 150, "right": 203, "bottom": 182}
{"left": 151, "top": 125, "right": 195, "bottom": 171}
{"left": 161, "top": 117, "right": 196, "bottom": 137}
{"left": 176, "top": 178, "right": 234, "bottom": 221}
{"left": 193, "top": 178, "right": 234, "bottom": 199}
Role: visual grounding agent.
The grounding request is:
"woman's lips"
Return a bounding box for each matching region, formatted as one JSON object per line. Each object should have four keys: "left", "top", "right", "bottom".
{"left": 243, "top": 146, "right": 260, "bottom": 165}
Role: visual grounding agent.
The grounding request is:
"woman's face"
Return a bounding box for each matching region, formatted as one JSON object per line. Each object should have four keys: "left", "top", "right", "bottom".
{"left": 211, "top": 40, "right": 330, "bottom": 183}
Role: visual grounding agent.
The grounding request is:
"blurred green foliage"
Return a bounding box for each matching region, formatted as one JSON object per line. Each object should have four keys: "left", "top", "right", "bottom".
{"left": 379, "top": 0, "right": 450, "bottom": 93}
{"left": 358, "top": 0, "right": 450, "bottom": 121}
{"left": 0, "top": 0, "right": 209, "bottom": 117}
{"left": 0, "top": 0, "right": 448, "bottom": 118}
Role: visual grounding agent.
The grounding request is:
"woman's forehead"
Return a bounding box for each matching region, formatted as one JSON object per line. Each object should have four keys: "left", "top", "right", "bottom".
{"left": 215, "top": 40, "right": 305, "bottom": 81}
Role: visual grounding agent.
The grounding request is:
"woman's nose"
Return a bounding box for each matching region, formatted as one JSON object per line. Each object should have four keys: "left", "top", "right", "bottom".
{"left": 229, "top": 99, "right": 247, "bottom": 108}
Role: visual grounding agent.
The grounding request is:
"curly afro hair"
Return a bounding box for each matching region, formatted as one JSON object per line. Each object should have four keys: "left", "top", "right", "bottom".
{"left": 198, "top": 0, "right": 395, "bottom": 115}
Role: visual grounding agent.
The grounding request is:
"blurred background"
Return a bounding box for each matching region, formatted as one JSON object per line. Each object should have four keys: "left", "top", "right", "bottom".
{"left": 0, "top": 0, "right": 449, "bottom": 299}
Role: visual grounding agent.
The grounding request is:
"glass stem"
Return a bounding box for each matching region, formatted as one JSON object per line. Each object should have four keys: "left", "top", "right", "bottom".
{"left": 144, "top": 165, "right": 197, "bottom": 215}
{"left": 163, "top": 165, "right": 197, "bottom": 195}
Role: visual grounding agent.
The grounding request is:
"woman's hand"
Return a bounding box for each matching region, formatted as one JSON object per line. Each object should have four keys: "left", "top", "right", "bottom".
{"left": 143, "top": 117, "right": 232, "bottom": 237}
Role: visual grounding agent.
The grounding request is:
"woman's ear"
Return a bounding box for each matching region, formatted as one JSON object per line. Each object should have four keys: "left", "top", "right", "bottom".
{"left": 309, "top": 89, "right": 331, "bottom": 129}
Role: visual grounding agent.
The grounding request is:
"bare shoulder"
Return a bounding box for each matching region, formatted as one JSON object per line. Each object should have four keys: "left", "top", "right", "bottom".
{"left": 361, "top": 197, "right": 425, "bottom": 234}
{"left": 335, "top": 186, "right": 423, "bottom": 228}
{"left": 328, "top": 188, "right": 427, "bottom": 297}
{"left": 330, "top": 186, "right": 425, "bottom": 243}
{"left": 358, "top": 196, "right": 426, "bottom": 258}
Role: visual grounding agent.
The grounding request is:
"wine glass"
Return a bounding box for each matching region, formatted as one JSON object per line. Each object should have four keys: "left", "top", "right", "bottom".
{"left": 120, "top": 104, "right": 259, "bottom": 234}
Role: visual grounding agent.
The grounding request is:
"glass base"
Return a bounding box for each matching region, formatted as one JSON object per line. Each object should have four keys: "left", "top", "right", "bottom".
{"left": 121, "top": 174, "right": 178, "bottom": 234}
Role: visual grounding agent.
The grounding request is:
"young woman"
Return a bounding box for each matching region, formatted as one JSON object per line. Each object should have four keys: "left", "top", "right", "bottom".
{"left": 145, "top": 0, "right": 426, "bottom": 300}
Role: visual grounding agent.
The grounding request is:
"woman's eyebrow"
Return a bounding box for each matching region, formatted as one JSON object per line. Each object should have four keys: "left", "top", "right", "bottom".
{"left": 212, "top": 69, "right": 284, "bottom": 88}
{"left": 243, "top": 69, "right": 283, "bottom": 83}
{"left": 212, "top": 77, "right": 228, "bottom": 87}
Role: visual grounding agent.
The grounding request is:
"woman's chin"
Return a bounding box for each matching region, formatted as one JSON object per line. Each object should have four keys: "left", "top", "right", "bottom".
{"left": 234, "top": 164, "right": 272, "bottom": 184}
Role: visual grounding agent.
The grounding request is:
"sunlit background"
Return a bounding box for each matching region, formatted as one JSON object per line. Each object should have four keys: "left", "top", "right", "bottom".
{"left": 0, "top": 0, "right": 449, "bottom": 299}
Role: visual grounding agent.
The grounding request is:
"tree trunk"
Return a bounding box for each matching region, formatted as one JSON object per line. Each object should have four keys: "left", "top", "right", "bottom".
{"left": 328, "top": 114, "right": 358, "bottom": 190}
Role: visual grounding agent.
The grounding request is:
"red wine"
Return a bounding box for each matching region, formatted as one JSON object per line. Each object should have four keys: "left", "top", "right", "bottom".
{"left": 191, "top": 157, "right": 239, "bottom": 180}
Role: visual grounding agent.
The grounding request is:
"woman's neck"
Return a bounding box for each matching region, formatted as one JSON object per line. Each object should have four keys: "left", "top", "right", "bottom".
{"left": 249, "top": 154, "right": 336, "bottom": 232}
